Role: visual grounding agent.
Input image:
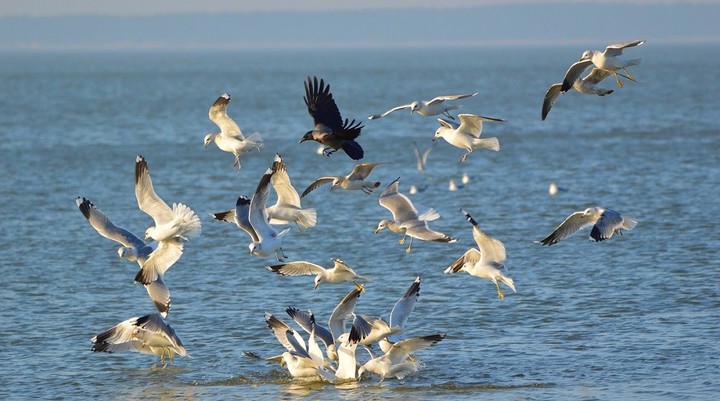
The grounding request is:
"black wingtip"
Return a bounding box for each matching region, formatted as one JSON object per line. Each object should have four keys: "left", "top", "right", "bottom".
{"left": 461, "top": 209, "right": 478, "bottom": 227}
{"left": 135, "top": 154, "right": 148, "bottom": 184}
{"left": 236, "top": 195, "right": 251, "bottom": 207}
{"left": 77, "top": 197, "right": 93, "bottom": 219}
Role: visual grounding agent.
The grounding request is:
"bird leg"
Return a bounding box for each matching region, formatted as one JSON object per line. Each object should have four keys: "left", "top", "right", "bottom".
{"left": 294, "top": 221, "right": 305, "bottom": 234}
{"left": 459, "top": 152, "right": 471, "bottom": 163}
{"left": 442, "top": 110, "right": 455, "bottom": 120}
{"left": 607, "top": 69, "right": 624, "bottom": 88}
{"left": 621, "top": 68, "right": 637, "bottom": 82}
{"left": 232, "top": 156, "right": 242, "bottom": 171}
{"left": 399, "top": 232, "right": 407, "bottom": 245}
{"left": 405, "top": 237, "right": 414, "bottom": 254}
{"left": 275, "top": 247, "right": 288, "bottom": 261}
{"left": 361, "top": 186, "right": 373, "bottom": 195}
{"left": 495, "top": 281, "right": 505, "bottom": 300}
{"left": 322, "top": 147, "right": 336, "bottom": 157}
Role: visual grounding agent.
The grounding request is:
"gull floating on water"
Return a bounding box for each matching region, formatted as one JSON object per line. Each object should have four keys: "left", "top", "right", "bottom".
{"left": 538, "top": 207, "right": 637, "bottom": 245}
{"left": 134, "top": 155, "right": 201, "bottom": 286}
{"left": 542, "top": 68, "right": 617, "bottom": 121}
{"left": 358, "top": 334, "right": 445, "bottom": 381}
{"left": 91, "top": 314, "right": 187, "bottom": 368}
{"left": 76, "top": 197, "right": 174, "bottom": 317}
{"left": 369, "top": 92, "right": 478, "bottom": 120}
{"left": 268, "top": 258, "right": 368, "bottom": 289}
{"left": 444, "top": 210, "right": 515, "bottom": 300}
{"left": 301, "top": 162, "right": 384, "bottom": 197}
{"left": 375, "top": 177, "right": 456, "bottom": 253}
{"left": 548, "top": 182, "right": 568, "bottom": 196}
{"left": 562, "top": 40, "right": 645, "bottom": 91}
{"left": 300, "top": 76, "right": 364, "bottom": 160}
{"left": 433, "top": 113, "right": 504, "bottom": 163}
{"left": 203, "top": 93, "right": 263, "bottom": 170}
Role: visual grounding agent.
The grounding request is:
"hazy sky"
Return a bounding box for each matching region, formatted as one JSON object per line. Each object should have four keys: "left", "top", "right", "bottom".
{"left": 1, "top": 0, "right": 719, "bottom": 16}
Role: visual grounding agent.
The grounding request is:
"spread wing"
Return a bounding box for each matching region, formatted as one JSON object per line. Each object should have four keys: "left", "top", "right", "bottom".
{"left": 328, "top": 287, "right": 362, "bottom": 340}
{"left": 347, "top": 162, "right": 383, "bottom": 181}
{"left": 388, "top": 276, "right": 420, "bottom": 342}
{"left": 604, "top": 40, "right": 645, "bottom": 57}
{"left": 473, "top": 226, "right": 506, "bottom": 266}
{"left": 379, "top": 177, "right": 419, "bottom": 222}
{"left": 285, "top": 307, "right": 334, "bottom": 349}
{"left": 75, "top": 197, "right": 146, "bottom": 250}
{"left": 444, "top": 248, "right": 481, "bottom": 274}
{"left": 387, "top": 334, "right": 445, "bottom": 364}
{"left": 538, "top": 211, "right": 597, "bottom": 246}
{"left": 368, "top": 103, "right": 412, "bottom": 119}
{"left": 267, "top": 261, "right": 325, "bottom": 276}
{"left": 208, "top": 93, "right": 244, "bottom": 140}
{"left": 135, "top": 155, "right": 173, "bottom": 226}
{"left": 249, "top": 168, "right": 277, "bottom": 242}
{"left": 304, "top": 76, "right": 343, "bottom": 131}
{"left": 134, "top": 238, "right": 184, "bottom": 284}
{"left": 234, "top": 196, "right": 259, "bottom": 242}
{"left": 427, "top": 92, "right": 478, "bottom": 104}
{"left": 265, "top": 312, "right": 307, "bottom": 353}
{"left": 270, "top": 154, "right": 301, "bottom": 207}
{"left": 590, "top": 209, "right": 624, "bottom": 242}
{"left": 300, "top": 177, "right": 335, "bottom": 198}
{"left": 541, "top": 83, "right": 563, "bottom": 121}
{"left": 561, "top": 59, "right": 594, "bottom": 92}
{"left": 144, "top": 277, "right": 171, "bottom": 318}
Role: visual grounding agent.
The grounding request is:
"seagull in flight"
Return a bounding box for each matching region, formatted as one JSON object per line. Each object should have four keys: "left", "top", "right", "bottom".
{"left": 268, "top": 258, "right": 368, "bottom": 289}
{"left": 433, "top": 113, "right": 504, "bottom": 163}
{"left": 538, "top": 207, "right": 637, "bottom": 246}
{"left": 542, "top": 68, "right": 619, "bottom": 121}
{"left": 369, "top": 92, "right": 478, "bottom": 120}
{"left": 301, "top": 162, "right": 384, "bottom": 197}
{"left": 300, "top": 76, "right": 364, "bottom": 160}
{"left": 561, "top": 40, "right": 645, "bottom": 91}
{"left": 203, "top": 93, "right": 263, "bottom": 170}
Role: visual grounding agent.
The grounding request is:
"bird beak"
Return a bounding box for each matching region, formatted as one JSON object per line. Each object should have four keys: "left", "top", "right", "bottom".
{"left": 299, "top": 138, "right": 307, "bottom": 143}
{"left": 374, "top": 228, "right": 381, "bottom": 234}
{"left": 203, "top": 143, "right": 209, "bottom": 149}
{"left": 314, "top": 282, "right": 319, "bottom": 290}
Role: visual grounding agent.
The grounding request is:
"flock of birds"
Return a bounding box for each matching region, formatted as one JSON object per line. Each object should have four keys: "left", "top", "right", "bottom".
{"left": 77, "top": 40, "right": 643, "bottom": 382}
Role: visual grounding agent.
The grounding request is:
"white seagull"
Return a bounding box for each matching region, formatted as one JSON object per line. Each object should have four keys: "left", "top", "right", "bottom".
{"left": 358, "top": 334, "right": 445, "bottom": 381}
{"left": 538, "top": 207, "right": 637, "bottom": 246}
{"left": 134, "top": 155, "right": 201, "bottom": 286}
{"left": 375, "top": 177, "right": 456, "bottom": 253}
{"left": 369, "top": 92, "right": 478, "bottom": 120}
{"left": 542, "top": 68, "right": 617, "bottom": 121}
{"left": 203, "top": 92, "right": 263, "bottom": 170}
{"left": 413, "top": 142, "right": 434, "bottom": 173}
{"left": 268, "top": 258, "right": 368, "bottom": 289}
{"left": 265, "top": 312, "right": 334, "bottom": 381}
{"left": 301, "top": 162, "right": 384, "bottom": 198}
{"left": 76, "top": 197, "right": 174, "bottom": 317}
{"left": 433, "top": 113, "right": 504, "bottom": 163}
{"left": 265, "top": 154, "right": 317, "bottom": 232}
{"left": 91, "top": 314, "right": 187, "bottom": 368}
{"left": 561, "top": 40, "right": 645, "bottom": 91}
{"left": 444, "top": 210, "right": 516, "bottom": 300}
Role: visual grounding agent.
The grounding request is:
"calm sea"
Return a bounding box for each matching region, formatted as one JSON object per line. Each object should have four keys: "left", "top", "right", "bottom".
{"left": 0, "top": 45, "right": 718, "bottom": 400}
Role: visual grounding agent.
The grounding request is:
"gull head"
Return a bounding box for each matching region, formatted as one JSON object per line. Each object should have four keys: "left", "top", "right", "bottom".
{"left": 144, "top": 227, "right": 155, "bottom": 241}
{"left": 432, "top": 127, "right": 446, "bottom": 141}
{"left": 313, "top": 274, "right": 324, "bottom": 289}
{"left": 581, "top": 207, "right": 603, "bottom": 218}
{"left": 330, "top": 178, "right": 343, "bottom": 190}
{"left": 299, "top": 131, "right": 314, "bottom": 143}
{"left": 203, "top": 133, "right": 216, "bottom": 148}
{"left": 375, "top": 219, "right": 391, "bottom": 233}
{"left": 579, "top": 50, "right": 593, "bottom": 61}
{"left": 117, "top": 247, "right": 136, "bottom": 261}
{"left": 410, "top": 101, "right": 421, "bottom": 113}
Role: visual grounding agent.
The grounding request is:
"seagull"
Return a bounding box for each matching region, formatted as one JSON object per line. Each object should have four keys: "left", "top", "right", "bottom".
{"left": 300, "top": 76, "right": 364, "bottom": 160}
{"left": 265, "top": 312, "right": 334, "bottom": 381}
{"left": 134, "top": 155, "right": 201, "bottom": 286}
{"left": 413, "top": 142, "right": 434, "bottom": 172}
{"left": 91, "top": 314, "right": 187, "bottom": 368}
{"left": 433, "top": 113, "right": 504, "bottom": 163}
{"left": 538, "top": 207, "right": 637, "bottom": 245}
{"left": 385, "top": 276, "right": 421, "bottom": 345}
{"left": 203, "top": 93, "right": 263, "bottom": 170}
{"left": 542, "top": 68, "right": 617, "bottom": 121}
{"left": 561, "top": 40, "right": 645, "bottom": 91}
{"left": 265, "top": 154, "right": 317, "bottom": 232}
{"left": 444, "top": 210, "right": 515, "bottom": 300}
{"left": 301, "top": 162, "right": 384, "bottom": 197}
{"left": 369, "top": 92, "right": 478, "bottom": 120}
{"left": 76, "top": 197, "right": 174, "bottom": 317}
{"left": 548, "top": 182, "right": 568, "bottom": 196}
{"left": 358, "top": 334, "right": 445, "bottom": 381}
{"left": 268, "top": 258, "right": 368, "bottom": 289}
{"left": 375, "top": 177, "right": 456, "bottom": 253}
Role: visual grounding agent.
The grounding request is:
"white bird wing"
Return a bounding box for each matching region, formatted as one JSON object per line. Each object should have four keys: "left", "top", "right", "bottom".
{"left": 561, "top": 59, "right": 594, "bottom": 92}
{"left": 604, "top": 40, "right": 645, "bottom": 57}
{"left": 368, "top": 103, "right": 412, "bottom": 119}
{"left": 328, "top": 287, "right": 363, "bottom": 340}
{"left": 135, "top": 155, "right": 174, "bottom": 226}
{"left": 144, "top": 277, "right": 171, "bottom": 318}
{"left": 444, "top": 248, "right": 481, "bottom": 274}
{"left": 265, "top": 312, "right": 306, "bottom": 353}
{"left": 285, "top": 330, "right": 313, "bottom": 360}
{"left": 232, "top": 196, "right": 260, "bottom": 242}
{"left": 249, "top": 168, "right": 277, "bottom": 242}
{"left": 347, "top": 162, "right": 383, "bottom": 181}
{"left": 76, "top": 197, "right": 146, "bottom": 250}
{"left": 541, "top": 83, "right": 563, "bottom": 121}
{"left": 134, "top": 314, "right": 182, "bottom": 347}
{"left": 270, "top": 154, "right": 301, "bottom": 207}
{"left": 583, "top": 68, "right": 614, "bottom": 85}
{"left": 388, "top": 276, "right": 420, "bottom": 342}
{"left": 538, "top": 210, "right": 598, "bottom": 245}
{"left": 285, "top": 308, "right": 334, "bottom": 348}
{"left": 457, "top": 113, "right": 506, "bottom": 138}
{"left": 91, "top": 316, "right": 139, "bottom": 347}
{"left": 134, "top": 238, "right": 184, "bottom": 284}
{"left": 590, "top": 209, "right": 624, "bottom": 241}
{"left": 427, "top": 92, "right": 478, "bottom": 104}
{"left": 379, "top": 177, "right": 419, "bottom": 222}
{"left": 473, "top": 226, "right": 506, "bottom": 266}
{"left": 300, "top": 177, "right": 335, "bottom": 198}
{"left": 388, "top": 334, "right": 445, "bottom": 364}
{"left": 208, "top": 93, "right": 244, "bottom": 140}
{"left": 267, "top": 261, "right": 325, "bottom": 276}
{"left": 436, "top": 117, "right": 458, "bottom": 130}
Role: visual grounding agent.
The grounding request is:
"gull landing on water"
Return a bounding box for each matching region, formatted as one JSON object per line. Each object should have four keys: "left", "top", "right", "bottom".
{"left": 369, "top": 92, "right": 478, "bottom": 120}
{"left": 561, "top": 40, "right": 645, "bottom": 92}
{"left": 433, "top": 113, "right": 504, "bottom": 163}
{"left": 203, "top": 93, "right": 263, "bottom": 171}
{"left": 537, "top": 207, "right": 637, "bottom": 245}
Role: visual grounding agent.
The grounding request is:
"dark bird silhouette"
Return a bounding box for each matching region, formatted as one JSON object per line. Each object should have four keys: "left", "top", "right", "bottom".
{"left": 299, "top": 76, "right": 364, "bottom": 160}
